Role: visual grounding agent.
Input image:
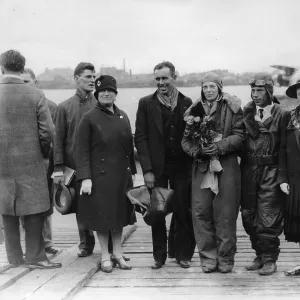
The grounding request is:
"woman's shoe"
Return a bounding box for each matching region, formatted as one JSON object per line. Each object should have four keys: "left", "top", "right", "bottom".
{"left": 100, "top": 260, "right": 113, "bottom": 273}
{"left": 284, "top": 265, "right": 300, "bottom": 276}
{"left": 111, "top": 255, "right": 132, "bottom": 270}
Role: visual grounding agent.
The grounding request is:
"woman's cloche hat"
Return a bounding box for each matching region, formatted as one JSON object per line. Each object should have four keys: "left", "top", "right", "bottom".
{"left": 286, "top": 79, "right": 300, "bottom": 99}
{"left": 94, "top": 75, "right": 118, "bottom": 99}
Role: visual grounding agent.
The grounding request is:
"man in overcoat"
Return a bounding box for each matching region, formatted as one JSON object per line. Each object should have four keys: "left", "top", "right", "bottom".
{"left": 134, "top": 61, "right": 196, "bottom": 269}
{"left": 21, "top": 68, "right": 59, "bottom": 255}
{"left": 0, "top": 50, "right": 61, "bottom": 269}
{"left": 53, "top": 62, "right": 96, "bottom": 257}
{"left": 241, "top": 73, "right": 289, "bottom": 275}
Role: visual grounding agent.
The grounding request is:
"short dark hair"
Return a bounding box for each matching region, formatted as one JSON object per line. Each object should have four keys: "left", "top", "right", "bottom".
{"left": 153, "top": 61, "right": 176, "bottom": 78}
{"left": 0, "top": 49, "right": 26, "bottom": 72}
{"left": 74, "top": 62, "right": 95, "bottom": 76}
{"left": 23, "top": 68, "right": 36, "bottom": 80}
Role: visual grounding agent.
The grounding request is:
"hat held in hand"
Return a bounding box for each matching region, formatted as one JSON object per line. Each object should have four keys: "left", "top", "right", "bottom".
{"left": 126, "top": 185, "right": 174, "bottom": 226}
{"left": 53, "top": 183, "right": 75, "bottom": 215}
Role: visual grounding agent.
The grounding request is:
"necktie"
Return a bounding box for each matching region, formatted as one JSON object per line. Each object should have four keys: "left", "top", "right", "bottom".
{"left": 258, "top": 108, "right": 264, "bottom": 120}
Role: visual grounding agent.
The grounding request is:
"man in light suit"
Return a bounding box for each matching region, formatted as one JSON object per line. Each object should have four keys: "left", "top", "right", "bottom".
{"left": 0, "top": 50, "right": 61, "bottom": 269}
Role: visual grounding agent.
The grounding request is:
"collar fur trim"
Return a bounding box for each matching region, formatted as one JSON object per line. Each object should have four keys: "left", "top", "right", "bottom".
{"left": 184, "top": 92, "right": 241, "bottom": 118}
{"left": 243, "top": 101, "right": 260, "bottom": 138}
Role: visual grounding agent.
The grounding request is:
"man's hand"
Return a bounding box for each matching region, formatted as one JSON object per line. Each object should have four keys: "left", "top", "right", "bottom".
{"left": 53, "top": 175, "right": 65, "bottom": 185}
{"left": 80, "top": 179, "right": 92, "bottom": 195}
{"left": 280, "top": 183, "right": 290, "bottom": 195}
{"left": 202, "top": 144, "right": 219, "bottom": 156}
{"left": 144, "top": 172, "right": 155, "bottom": 189}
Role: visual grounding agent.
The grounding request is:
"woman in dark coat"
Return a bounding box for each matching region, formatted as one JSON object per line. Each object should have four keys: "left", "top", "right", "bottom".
{"left": 76, "top": 75, "right": 137, "bottom": 273}
{"left": 279, "top": 71, "right": 300, "bottom": 276}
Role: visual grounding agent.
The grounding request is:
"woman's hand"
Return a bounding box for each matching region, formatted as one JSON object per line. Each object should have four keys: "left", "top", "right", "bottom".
{"left": 280, "top": 183, "right": 290, "bottom": 195}
{"left": 80, "top": 179, "right": 92, "bottom": 195}
{"left": 202, "top": 144, "right": 219, "bottom": 156}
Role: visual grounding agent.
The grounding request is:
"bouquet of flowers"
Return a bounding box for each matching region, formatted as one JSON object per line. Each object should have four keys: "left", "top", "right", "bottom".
{"left": 184, "top": 102, "right": 223, "bottom": 194}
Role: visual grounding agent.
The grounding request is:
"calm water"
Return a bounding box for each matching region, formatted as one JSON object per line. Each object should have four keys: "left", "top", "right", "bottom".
{"left": 44, "top": 86, "right": 287, "bottom": 129}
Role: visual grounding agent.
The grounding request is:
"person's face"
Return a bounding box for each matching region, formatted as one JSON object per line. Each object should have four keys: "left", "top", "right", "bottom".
{"left": 21, "top": 73, "right": 36, "bottom": 87}
{"left": 202, "top": 82, "right": 219, "bottom": 102}
{"left": 251, "top": 86, "right": 270, "bottom": 107}
{"left": 297, "top": 88, "right": 300, "bottom": 102}
{"left": 75, "top": 69, "right": 96, "bottom": 93}
{"left": 154, "top": 67, "right": 176, "bottom": 95}
{"left": 98, "top": 89, "right": 116, "bottom": 107}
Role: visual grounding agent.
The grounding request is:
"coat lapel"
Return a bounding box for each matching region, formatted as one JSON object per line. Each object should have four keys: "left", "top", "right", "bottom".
{"left": 294, "top": 130, "right": 300, "bottom": 152}
{"left": 150, "top": 93, "right": 163, "bottom": 136}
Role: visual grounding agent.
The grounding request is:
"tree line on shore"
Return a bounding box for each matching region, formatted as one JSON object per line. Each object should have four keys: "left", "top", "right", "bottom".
{"left": 36, "top": 67, "right": 264, "bottom": 89}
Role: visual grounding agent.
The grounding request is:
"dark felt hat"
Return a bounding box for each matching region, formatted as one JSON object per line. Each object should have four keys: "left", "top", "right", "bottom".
{"left": 286, "top": 79, "right": 300, "bottom": 99}
{"left": 126, "top": 185, "right": 174, "bottom": 226}
{"left": 53, "top": 183, "right": 75, "bottom": 215}
{"left": 94, "top": 75, "right": 118, "bottom": 99}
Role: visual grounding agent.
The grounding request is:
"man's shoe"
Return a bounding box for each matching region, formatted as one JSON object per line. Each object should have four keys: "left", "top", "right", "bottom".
{"left": 179, "top": 260, "right": 190, "bottom": 268}
{"left": 77, "top": 249, "right": 93, "bottom": 257}
{"left": 10, "top": 258, "right": 25, "bottom": 268}
{"left": 45, "top": 247, "right": 59, "bottom": 255}
{"left": 245, "top": 257, "right": 263, "bottom": 271}
{"left": 201, "top": 265, "right": 217, "bottom": 273}
{"left": 258, "top": 261, "right": 277, "bottom": 276}
{"left": 151, "top": 261, "right": 165, "bottom": 269}
{"left": 25, "top": 260, "right": 62, "bottom": 269}
{"left": 218, "top": 264, "right": 234, "bottom": 273}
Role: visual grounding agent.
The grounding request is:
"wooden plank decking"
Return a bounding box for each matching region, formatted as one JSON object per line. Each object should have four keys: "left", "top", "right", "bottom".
{"left": 74, "top": 214, "right": 300, "bottom": 300}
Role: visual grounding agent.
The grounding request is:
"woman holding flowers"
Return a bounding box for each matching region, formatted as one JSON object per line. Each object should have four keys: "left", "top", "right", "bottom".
{"left": 182, "top": 72, "right": 244, "bottom": 273}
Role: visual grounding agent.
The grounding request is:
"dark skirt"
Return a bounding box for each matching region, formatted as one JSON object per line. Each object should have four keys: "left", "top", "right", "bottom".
{"left": 284, "top": 175, "right": 300, "bottom": 243}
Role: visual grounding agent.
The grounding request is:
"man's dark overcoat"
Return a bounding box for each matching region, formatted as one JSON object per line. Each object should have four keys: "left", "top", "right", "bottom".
{"left": 134, "top": 91, "right": 193, "bottom": 177}
{"left": 53, "top": 90, "right": 97, "bottom": 213}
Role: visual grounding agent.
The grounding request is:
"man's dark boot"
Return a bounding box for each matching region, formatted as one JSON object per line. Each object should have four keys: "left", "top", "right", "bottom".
{"left": 245, "top": 257, "right": 263, "bottom": 271}
{"left": 258, "top": 261, "right": 277, "bottom": 276}
{"left": 151, "top": 261, "right": 165, "bottom": 269}
{"left": 218, "top": 264, "right": 234, "bottom": 273}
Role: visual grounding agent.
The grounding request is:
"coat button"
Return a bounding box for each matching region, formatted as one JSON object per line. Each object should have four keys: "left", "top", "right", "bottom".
{"left": 127, "top": 167, "right": 130, "bottom": 171}
{"left": 101, "top": 159, "right": 105, "bottom": 162}
{"left": 100, "top": 171, "right": 105, "bottom": 174}
{"left": 126, "top": 155, "right": 129, "bottom": 158}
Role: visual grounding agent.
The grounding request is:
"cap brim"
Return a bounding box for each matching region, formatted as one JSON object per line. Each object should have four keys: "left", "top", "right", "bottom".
{"left": 53, "top": 184, "right": 73, "bottom": 214}
{"left": 286, "top": 83, "right": 300, "bottom": 99}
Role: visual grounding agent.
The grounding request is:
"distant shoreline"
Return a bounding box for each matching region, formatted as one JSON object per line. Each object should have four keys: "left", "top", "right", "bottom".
{"left": 37, "top": 82, "right": 251, "bottom": 90}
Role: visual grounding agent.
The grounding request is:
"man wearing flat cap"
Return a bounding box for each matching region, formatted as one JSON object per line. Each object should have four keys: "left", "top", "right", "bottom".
{"left": 241, "top": 73, "right": 289, "bottom": 275}
{"left": 134, "top": 61, "right": 196, "bottom": 269}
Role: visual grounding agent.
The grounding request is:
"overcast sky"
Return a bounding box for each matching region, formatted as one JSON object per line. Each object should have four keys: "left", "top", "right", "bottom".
{"left": 0, "top": 0, "right": 299, "bottom": 75}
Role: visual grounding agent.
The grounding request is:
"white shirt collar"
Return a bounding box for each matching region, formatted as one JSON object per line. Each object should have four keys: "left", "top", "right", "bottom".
{"left": 256, "top": 103, "right": 274, "bottom": 114}
{"left": 255, "top": 103, "right": 274, "bottom": 122}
